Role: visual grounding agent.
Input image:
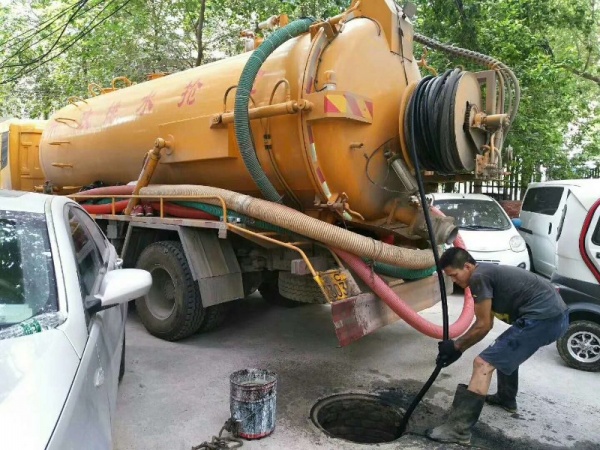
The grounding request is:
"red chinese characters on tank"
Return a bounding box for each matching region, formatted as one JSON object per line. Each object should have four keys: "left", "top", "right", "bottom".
{"left": 177, "top": 79, "right": 203, "bottom": 107}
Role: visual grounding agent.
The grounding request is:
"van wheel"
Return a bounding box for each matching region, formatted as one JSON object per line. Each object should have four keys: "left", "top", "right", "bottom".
{"left": 557, "top": 320, "right": 600, "bottom": 372}
{"left": 135, "top": 241, "right": 205, "bottom": 341}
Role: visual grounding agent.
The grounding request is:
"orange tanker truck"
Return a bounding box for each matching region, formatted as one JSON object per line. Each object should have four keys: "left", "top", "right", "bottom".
{"left": 37, "top": 0, "right": 519, "bottom": 343}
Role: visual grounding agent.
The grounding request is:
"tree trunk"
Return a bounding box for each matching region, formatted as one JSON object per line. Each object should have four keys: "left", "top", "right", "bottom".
{"left": 195, "top": 0, "right": 207, "bottom": 67}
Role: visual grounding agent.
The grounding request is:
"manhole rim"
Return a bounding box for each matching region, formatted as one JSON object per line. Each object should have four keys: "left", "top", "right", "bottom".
{"left": 310, "top": 392, "right": 405, "bottom": 444}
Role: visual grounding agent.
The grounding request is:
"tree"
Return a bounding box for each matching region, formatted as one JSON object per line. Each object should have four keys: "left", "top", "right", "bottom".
{"left": 0, "top": 0, "right": 346, "bottom": 118}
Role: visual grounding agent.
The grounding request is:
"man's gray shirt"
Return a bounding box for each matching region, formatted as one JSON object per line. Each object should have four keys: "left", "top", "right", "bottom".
{"left": 469, "top": 263, "right": 567, "bottom": 324}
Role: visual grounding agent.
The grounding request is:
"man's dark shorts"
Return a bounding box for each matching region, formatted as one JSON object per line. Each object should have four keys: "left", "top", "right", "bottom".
{"left": 480, "top": 312, "right": 569, "bottom": 375}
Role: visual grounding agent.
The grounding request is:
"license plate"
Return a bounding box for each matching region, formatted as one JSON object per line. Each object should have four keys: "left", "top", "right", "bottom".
{"left": 315, "top": 269, "right": 361, "bottom": 303}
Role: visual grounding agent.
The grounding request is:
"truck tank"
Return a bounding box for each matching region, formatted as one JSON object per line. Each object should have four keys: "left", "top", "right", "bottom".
{"left": 40, "top": 0, "right": 515, "bottom": 228}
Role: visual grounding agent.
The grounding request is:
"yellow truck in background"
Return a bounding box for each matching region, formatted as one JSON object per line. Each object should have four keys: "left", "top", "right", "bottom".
{"left": 0, "top": 119, "right": 46, "bottom": 192}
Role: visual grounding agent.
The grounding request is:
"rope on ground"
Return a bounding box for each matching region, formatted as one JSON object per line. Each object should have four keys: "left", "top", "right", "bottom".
{"left": 191, "top": 419, "right": 243, "bottom": 450}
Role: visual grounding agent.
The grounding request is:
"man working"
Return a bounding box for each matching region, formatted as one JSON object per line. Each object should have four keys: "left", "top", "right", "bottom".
{"left": 427, "top": 247, "right": 568, "bottom": 445}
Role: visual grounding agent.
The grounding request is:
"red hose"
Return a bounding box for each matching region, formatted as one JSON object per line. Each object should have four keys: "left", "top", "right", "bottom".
{"left": 75, "top": 185, "right": 217, "bottom": 219}
{"left": 78, "top": 185, "right": 134, "bottom": 214}
{"left": 333, "top": 207, "right": 474, "bottom": 339}
{"left": 82, "top": 200, "right": 129, "bottom": 214}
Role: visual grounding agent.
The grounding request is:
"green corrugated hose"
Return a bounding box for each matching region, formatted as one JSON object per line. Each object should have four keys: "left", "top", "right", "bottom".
{"left": 234, "top": 18, "right": 315, "bottom": 203}
{"left": 176, "top": 201, "right": 436, "bottom": 280}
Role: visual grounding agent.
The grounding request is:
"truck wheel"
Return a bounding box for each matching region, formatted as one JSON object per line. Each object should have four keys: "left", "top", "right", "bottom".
{"left": 278, "top": 271, "right": 327, "bottom": 304}
{"left": 198, "top": 303, "right": 230, "bottom": 333}
{"left": 557, "top": 320, "right": 600, "bottom": 372}
{"left": 135, "top": 241, "right": 204, "bottom": 341}
{"left": 258, "top": 272, "right": 303, "bottom": 308}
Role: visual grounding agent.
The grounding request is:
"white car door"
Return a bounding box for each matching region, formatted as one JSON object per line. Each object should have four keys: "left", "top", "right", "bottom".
{"left": 48, "top": 206, "right": 112, "bottom": 449}
{"left": 74, "top": 207, "right": 126, "bottom": 415}
{"left": 520, "top": 186, "right": 567, "bottom": 277}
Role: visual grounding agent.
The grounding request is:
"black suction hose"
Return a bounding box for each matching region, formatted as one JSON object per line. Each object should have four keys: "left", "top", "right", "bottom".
{"left": 396, "top": 91, "right": 451, "bottom": 436}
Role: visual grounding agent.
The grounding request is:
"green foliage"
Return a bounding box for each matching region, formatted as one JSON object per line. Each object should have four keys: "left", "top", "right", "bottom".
{"left": 413, "top": 0, "right": 600, "bottom": 183}
{"left": 0, "top": 0, "right": 347, "bottom": 118}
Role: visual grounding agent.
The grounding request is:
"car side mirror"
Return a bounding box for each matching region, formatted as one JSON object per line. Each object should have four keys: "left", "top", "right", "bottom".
{"left": 511, "top": 218, "right": 522, "bottom": 228}
{"left": 87, "top": 269, "right": 152, "bottom": 314}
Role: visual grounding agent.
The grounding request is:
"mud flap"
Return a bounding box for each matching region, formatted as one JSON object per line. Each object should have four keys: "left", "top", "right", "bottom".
{"left": 331, "top": 293, "right": 402, "bottom": 346}
{"left": 331, "top": 274, "right": 446, "bottom": 346}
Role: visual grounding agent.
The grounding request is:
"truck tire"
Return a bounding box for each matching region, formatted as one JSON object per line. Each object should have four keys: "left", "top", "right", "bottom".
{"left": 556, "top": 320, "right": 600, "bottom": 372}
{"left": 135, "top": 241, "right": 205, "bottom": 341}
{"left": 198, "top": 303, "right": 230, "bottom": 333}
{"left": 278, "top": 271, "right": 327, "bottom": 304}
{"left": 258, "top": 271, "right": 303, "bottom": 308}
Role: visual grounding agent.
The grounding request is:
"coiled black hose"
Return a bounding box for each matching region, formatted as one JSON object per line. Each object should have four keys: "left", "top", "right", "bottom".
{"left": 413, "top": 32, "right": 520, "bottom": 132}
{"left": 405, "top": 69, "right": 465, "bottom": 174}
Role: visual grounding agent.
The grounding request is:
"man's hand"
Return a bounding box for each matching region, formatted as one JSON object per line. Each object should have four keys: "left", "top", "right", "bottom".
{"left": 436, "top": 339, "right": 462, "bottom": 367}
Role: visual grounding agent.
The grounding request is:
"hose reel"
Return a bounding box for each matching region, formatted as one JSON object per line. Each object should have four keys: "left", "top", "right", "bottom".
{"left": 399, "top": 69, "right": 509, "bottom": 177}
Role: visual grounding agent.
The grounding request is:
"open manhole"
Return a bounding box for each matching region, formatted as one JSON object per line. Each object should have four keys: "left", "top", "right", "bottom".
{"left": 310, "top": 393, "right": 404, "bottom": 444}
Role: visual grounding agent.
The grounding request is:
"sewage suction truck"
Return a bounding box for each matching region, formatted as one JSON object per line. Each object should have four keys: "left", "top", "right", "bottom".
{"left": 37, "top": 0, "right": 519, "bottom": 343}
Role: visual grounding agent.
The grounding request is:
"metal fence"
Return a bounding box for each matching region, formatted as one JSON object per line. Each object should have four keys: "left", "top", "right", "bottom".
{"left": 441, "top": 167, "right": 599, "bottom": 201}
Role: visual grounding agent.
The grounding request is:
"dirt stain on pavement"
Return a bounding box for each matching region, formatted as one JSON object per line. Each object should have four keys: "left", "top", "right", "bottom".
{"left": 373, "top": 379, "right": 599, "bottom": 450}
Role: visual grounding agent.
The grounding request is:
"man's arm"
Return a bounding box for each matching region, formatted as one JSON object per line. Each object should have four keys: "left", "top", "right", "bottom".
{"left": 455, "top": 299, "right": 494, "bottom": 352}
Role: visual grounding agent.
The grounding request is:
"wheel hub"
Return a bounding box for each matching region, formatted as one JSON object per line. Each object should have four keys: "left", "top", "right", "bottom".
{"left": 146, "top": 267, "right": 176, "bottom": 320}
{"left": 568, "top": 331, "right": 600, "bottom": 363}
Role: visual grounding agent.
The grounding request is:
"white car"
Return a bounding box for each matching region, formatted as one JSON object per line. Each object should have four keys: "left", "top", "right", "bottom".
{"left": 519, "top": 179, "right": 600, "bottom": 277}
{"left": 0, "top": 190, "right": 151, "bottom": 449}
{"left": 429, "top": 193, "right": 529, "bottom": 269}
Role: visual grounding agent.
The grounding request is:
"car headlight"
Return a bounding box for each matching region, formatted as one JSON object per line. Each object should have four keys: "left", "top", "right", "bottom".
{"left": 509, "top": 235, "right": 526, "bottom": 252}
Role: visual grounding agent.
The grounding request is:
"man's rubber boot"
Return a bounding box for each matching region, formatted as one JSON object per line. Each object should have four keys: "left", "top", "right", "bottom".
{"left": 427, "top": 384, "right": 485, "bottom": 445}
{"left": 486, "top": 368, "right": 518, "bottom": 413}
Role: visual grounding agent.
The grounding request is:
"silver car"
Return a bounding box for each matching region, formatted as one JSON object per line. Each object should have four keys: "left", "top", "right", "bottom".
{"left": 0, "top": 190, "right": 151, "bottom": 449}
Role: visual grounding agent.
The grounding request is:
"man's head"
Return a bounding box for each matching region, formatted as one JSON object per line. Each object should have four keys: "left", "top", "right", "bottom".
{"left": 439, "top": 247, "right": 477, "bottom": 288}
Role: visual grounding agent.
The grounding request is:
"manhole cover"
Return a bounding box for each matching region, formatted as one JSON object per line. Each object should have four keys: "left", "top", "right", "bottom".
{"left": 310, "top": 393, "right": 404, "bottom": 444}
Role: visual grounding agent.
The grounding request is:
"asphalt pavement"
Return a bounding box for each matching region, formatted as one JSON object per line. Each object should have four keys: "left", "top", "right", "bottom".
{"left": 114, "top": 291, "right": 600, "bottom": 450}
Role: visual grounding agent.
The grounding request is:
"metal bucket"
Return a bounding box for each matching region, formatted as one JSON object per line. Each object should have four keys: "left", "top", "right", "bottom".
{"left": 230, "top": 368, "right": 277, "bottom": 439}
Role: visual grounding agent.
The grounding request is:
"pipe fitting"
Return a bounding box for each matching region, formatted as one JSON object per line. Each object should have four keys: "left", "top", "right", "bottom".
{"left": 410, "top": 212, "right": 458, "bottom": 245}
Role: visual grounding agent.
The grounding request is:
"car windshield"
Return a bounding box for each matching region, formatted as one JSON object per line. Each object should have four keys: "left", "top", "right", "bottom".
{"left": 434, "top": 199, "right": 511, "bottom": 231}
{"left": 0, "top": 210, "right": 58, "bottom": 327}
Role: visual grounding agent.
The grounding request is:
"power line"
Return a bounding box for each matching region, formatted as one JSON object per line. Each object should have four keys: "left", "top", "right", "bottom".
{"left": 0, "top": 0, "right": 81, "bottom": 48}
{"left": 1, "top": 0, "right": 132, "bottom": 85}
{"left": 1, "top": 0, "right": 89, "bottom": 69}
{"left": 1, "top": 0, "right": 106, "bottom": 70}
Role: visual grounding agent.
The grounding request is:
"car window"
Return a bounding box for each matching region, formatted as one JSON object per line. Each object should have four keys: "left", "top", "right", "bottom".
{"left": 67, "top": 207, "right": 104, "bottom": 298}
{"left": 0, "top": 210, "right": 58, "bottom": 326}
{"left": 76, "top": 208, "right": 109, "bottom": 264}
{"left": 521, "top": 187, "right": 564, "bottom": 215}
{"left": 434, "top": 199, "right": 511, "bottom": 230}
{"left": 592, "top": 216, "right": 600, "bottom": 246}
